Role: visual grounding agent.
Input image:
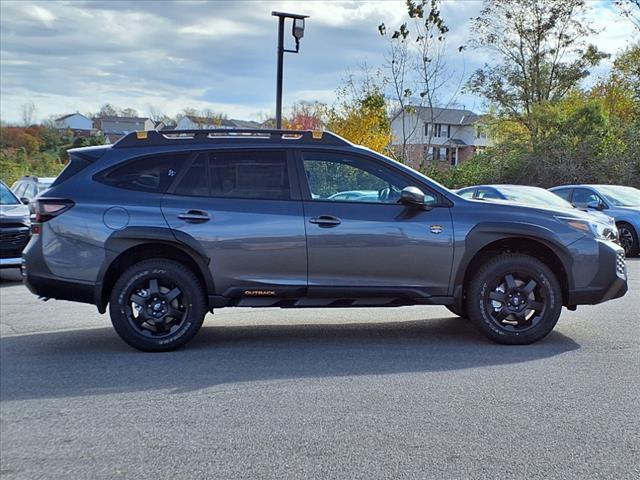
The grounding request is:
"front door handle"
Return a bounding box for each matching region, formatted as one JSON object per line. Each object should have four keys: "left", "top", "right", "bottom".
{"left": 177, "top": 210, "right": 210, "bottom": 223}
{"left": 309, "top": 215, "right": 341, "bottom": 227}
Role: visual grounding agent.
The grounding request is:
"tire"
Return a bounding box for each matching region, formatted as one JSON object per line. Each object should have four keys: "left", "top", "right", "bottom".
{"left": 445, "top": 304, "right": 467, "bottom": 318}
{"left": 617, "top": 222, "right": 639, "bottom": 257}
{"left": 109, "top": 259, "right": 206, "bottom": 352}
{"left": 465, "top": 254, "right": 562, "bottom": 345}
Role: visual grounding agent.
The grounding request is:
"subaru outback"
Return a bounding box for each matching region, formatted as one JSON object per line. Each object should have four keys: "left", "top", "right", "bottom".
{"left": 22, "top": 129, "right": 628, "bottom": 351}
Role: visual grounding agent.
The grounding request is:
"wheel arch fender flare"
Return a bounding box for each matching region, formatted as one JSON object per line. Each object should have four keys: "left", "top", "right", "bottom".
{"left": 452, "top": 222, "right": 575, "bottom": 295}
{"left": 94, "top": 226, "right": 215, "bottom": 313}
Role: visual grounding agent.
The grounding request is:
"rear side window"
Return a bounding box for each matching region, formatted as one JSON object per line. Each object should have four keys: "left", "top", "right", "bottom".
{"left": 173, "top": 154, "right": 209, "bottom": 197}
{"left": 98, "top": 154, "right": 186, "bottom": 193}
{"left": 209, "top": 150, "right": 290, "bottom": 200}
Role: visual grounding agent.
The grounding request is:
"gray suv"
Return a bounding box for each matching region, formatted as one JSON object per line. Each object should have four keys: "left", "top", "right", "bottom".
{"left": 22, "top": 129, "right": 628, "bottom": 351}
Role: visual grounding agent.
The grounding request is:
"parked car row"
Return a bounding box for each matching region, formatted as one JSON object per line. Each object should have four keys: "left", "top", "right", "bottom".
{"left": 0, "top": 176, "right": 57, "bottom": 268}
{"left": 455, "top": 184, "right": 640, "bottom": 256}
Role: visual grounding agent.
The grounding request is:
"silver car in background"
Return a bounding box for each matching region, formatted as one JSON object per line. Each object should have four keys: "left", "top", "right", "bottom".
{"left": 455, "top": 184, "right": 617, "bottom": 237}
{"left": 549, "top": 185, "right": 640, "bottom": 256}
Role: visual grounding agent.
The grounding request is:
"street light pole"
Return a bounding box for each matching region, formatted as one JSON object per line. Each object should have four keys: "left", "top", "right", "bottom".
{"left": 271, "top": 11, "right": 308, "bottom": 129}
{"left": 275, "top": 15, "right": 285, "bottom": 129}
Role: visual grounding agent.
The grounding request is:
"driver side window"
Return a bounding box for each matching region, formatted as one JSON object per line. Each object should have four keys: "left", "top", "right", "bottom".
{"left": 302, "top": 152, "right": 411, "bottom": 204}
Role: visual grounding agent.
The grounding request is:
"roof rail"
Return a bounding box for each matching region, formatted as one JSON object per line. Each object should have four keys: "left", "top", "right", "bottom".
{"left": 112, "top": 129, "right": 351, "bottom": 148}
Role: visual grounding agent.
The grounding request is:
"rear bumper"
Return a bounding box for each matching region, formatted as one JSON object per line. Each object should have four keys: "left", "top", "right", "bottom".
{"left": 567, "top": 240, "right": 628, "bottom": 305}
{"left": 22, "top": 234, "right": 95, "bottom": 304}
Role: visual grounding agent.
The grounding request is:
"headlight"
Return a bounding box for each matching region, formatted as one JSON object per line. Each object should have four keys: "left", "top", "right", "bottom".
{"left": 557, "top": 216, "right": 618, "bottom": 242}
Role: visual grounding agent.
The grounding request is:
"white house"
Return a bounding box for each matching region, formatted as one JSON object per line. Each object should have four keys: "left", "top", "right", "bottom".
{"left": 391, "top": 106, "right": 491, "bottom": 169}
{"left": 54, "top": 113, "right": 93, "bottom": 134}
{"left": 96, "top": 116, "right": 155, "bottom": 143}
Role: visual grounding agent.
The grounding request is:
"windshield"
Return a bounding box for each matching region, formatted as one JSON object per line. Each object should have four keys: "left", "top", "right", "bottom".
{"left": 0, "top": 182, "right": 20, "bottom": 205}
{"left": 497, "top": 186, "right": 573, "bottom": 209}
{"left": 597, "top": 186, "right": 640, "bottom": 207}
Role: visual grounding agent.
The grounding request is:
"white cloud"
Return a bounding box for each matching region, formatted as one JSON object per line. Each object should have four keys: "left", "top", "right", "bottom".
{"left": 179, "top": 18, "right": 263, "bottom": 37}
{"left": 24, "top": 5, "right": 56, "bottom": 27}
{"left": 0, "top": 0, "right": 636, "bottom": 124}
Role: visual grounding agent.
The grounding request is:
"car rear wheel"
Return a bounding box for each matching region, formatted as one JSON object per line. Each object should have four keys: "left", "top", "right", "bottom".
{"left": 109, "top": 259, "right": 206, "bottom": 352}
{"left": 617, "top": 222, "right": 638, "bottom": 257}
{"left": 465, "top": 254, "right": 562, "bottom": 345}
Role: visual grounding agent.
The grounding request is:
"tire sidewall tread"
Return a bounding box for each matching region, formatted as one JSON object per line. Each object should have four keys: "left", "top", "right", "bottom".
{"left": 466, "top": 253, "right": 562, "bottom": 345}
{"left": 109, "top": 259, "right": 206, "bottom": 352}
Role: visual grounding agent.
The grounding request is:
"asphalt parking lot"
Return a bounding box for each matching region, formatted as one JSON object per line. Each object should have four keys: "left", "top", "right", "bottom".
{"left": 1, "top": 262, "right": 639, "bottom": 480}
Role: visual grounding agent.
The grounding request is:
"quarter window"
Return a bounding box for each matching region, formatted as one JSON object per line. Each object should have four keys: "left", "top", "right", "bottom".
{"left": 99, "top": 154, "right": 185, "bottom": 193}
{"left": 476, "top": 188, "right": 501, "bottom": 200}
{"left": 552, "top": 189, "right": 572, "bottom": 201}
{"left": 457, "top": 189, "right": 475, "bottom": 199}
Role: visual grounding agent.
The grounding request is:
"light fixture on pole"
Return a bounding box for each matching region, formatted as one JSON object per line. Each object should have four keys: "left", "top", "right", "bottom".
{"left": 271, "top": 11, "right": 309, "bottom": 129}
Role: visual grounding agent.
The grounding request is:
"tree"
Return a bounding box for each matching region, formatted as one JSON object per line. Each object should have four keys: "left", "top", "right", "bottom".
{"left": 615, "top": 0, "right": 640, "bottom": 31}
{"left": 120, "top": 108, "right": 139, "bottom": 118}
{"left": 467, "top": 0, "right": 609, "bottom": 140}
{"left": 98, "top": 104, "right": 118, "bottom": 117}
{"left": 326, "top": 71, "right": 392, "bottom": 154}
{"left": 15, "top": 132, "right": 41, "bottom": 155}
{"left": 286, "top": 101, "right": 324, "bottom": 130}
{"left": 21, "top": 102, "right": 36, "bottom": 127}
{"left": 379, "top": 0, "right": 462, "bottom": 162}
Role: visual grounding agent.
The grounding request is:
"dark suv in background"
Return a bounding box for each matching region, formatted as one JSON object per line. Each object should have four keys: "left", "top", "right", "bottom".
{"left": 1, "top": 181, "right": 31, "bottom": 268}
{"left": 22, "top": 130, "right": 628, "bottom": 351}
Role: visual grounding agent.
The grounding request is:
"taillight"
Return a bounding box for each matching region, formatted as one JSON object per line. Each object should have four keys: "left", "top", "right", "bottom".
{"left": 34, "top": 199, "right": 75, "bottom": 223}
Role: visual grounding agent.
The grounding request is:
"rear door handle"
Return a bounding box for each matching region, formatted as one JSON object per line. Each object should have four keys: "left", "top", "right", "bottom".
{"left": 177, "top": 210, "right": 210, "bottom": 223}
{"left": 309, "top": 215, "right": 341, "bottom": 227}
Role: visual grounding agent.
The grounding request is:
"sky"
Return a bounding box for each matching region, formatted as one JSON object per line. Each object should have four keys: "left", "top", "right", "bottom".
{"left": 0, "top": 0, "right": 636, "bottom": 124}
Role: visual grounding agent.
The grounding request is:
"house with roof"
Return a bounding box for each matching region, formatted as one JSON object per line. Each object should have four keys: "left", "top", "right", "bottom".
{"left": 96, "top": 116, "right": 155, "bottom": 143}
{"left": 175, "top": 115, "right": 261, "bottom": 130}
{"left": 54, "top": 113, "right": 93, "bottom": 136}
{"left": 390, "top": 106, "right": 491, "bottom": 169}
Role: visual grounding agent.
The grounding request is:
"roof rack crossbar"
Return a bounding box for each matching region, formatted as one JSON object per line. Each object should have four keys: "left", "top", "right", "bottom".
{"left": 113, "top": 129, "right": 351, "bottom": 148}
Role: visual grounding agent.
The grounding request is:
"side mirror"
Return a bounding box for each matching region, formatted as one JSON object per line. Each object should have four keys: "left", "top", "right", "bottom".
{"left": 586, "top": 200, "right": 604, "bottom": 211}
{"left": 400, "top": 186, "right": 426, "bottom": 207}
{"left": 20, "top": 197, "right": 30, "bottom": 205}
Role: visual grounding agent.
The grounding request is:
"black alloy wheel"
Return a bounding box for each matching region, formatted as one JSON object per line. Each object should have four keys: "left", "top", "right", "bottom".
{"left": 127, "top": 277, "right": 187, "bottom": 339}
{"left": 618, "top": 223, "right": 638, "bottom": 256}
{"left": 110, "top": 259, "right": 206, "bottom": 351}
{"left": 484, "top": 272, "right": 546, "bottom": 333}
{"left": 466, "top": 254, "right": 562, "bottom": 345}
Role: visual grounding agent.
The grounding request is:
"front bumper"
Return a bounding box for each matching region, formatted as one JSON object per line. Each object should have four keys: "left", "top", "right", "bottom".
{"left": 567, "top": 240, "right": 628, "bottom": 305}
{"left": 0, "top": 225, "right": 30, "bottom": 268}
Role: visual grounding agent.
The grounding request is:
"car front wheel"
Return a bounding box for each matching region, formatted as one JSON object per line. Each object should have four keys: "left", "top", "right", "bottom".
{"left": 465, "top": 254, "right": 562, "bottom": 345}
{"left": 617, "top": 222, "right": 638, "bottom": 257}
{"left": 109, "top": 259, "right": 206, "bottom": 352}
